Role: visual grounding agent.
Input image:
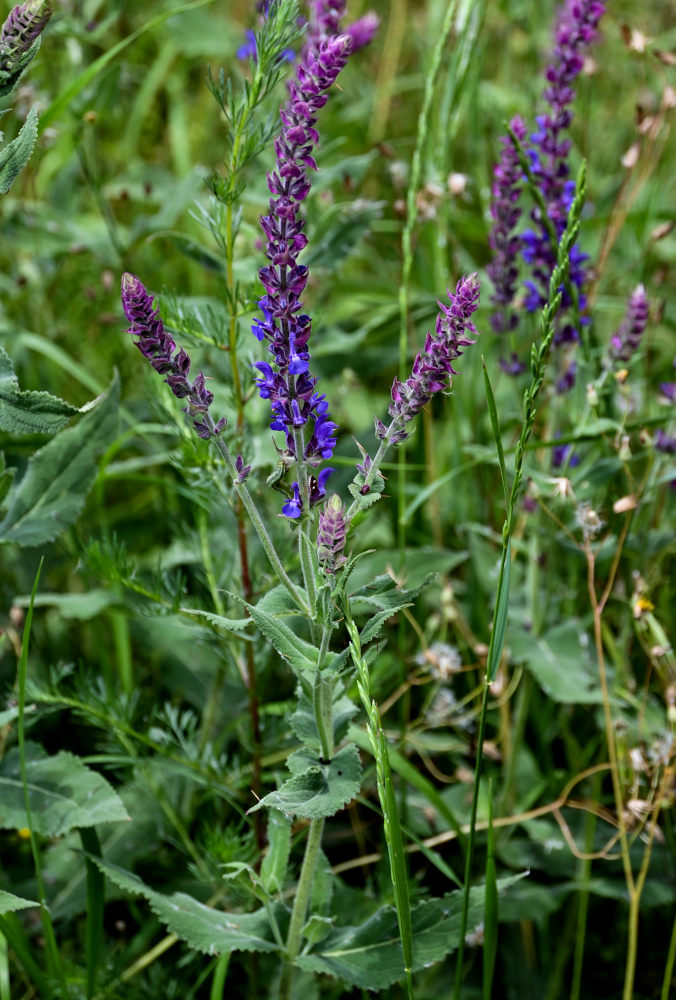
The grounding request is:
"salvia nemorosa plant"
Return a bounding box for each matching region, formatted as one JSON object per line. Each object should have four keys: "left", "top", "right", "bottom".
{"left": 4, "top": 1, "right": 675, "bottom": 999}
{"left": 488, "top": 0, "right": 606, "bottom": 384}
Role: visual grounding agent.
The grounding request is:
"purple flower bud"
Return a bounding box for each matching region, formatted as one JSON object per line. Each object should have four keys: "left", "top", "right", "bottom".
{"left": 0, "top": 0, "right": 51, "bottom": 74}
{"left": 345, "top": 12, "right": 379, "bottom": 51}
{"left": 608, "top": 284, "right": 649, "bottom": 365}
{"left": 121, "top": 273, "right": 222, "bottom": 440}
{"left": 235, "top": 454, "right": 252, "bottom": 482}
{"left": 317, "top": 493, "right": 348, "bottom": 573}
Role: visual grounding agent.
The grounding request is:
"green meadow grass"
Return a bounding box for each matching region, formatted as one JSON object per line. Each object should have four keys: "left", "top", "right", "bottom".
{"left": 0, "top": 1, "right": 674, "bottom": 998}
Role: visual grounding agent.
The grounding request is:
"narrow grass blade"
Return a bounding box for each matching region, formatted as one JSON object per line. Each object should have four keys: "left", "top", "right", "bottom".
{"left": 483, "top": 785, "right": 498, "bottom": 1000}
{"left": 482, "top": 361, "right": 509, "bottom": 508}
{"left": 376, "top": 716, "right": 415, "bottom": 1000}
{"left": 80, "top": 827, "right": 105, "bottom": 999}
{"left": 0, "top": 915, "right": 50, "bottom": 996}
{"left": 485, "top": 539, "right": 511, "bottom": 685}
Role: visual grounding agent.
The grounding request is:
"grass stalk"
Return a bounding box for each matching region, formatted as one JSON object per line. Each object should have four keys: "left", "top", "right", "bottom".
{"left": 453, "top": 165, "right": 587, "bottom": 1000}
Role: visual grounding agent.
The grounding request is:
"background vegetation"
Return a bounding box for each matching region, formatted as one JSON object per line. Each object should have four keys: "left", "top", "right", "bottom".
{"left": 0, "top": 1, "right": 674, "bottom": 998}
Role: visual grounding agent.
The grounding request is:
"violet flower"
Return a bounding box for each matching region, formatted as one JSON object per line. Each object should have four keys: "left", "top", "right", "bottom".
{"left": 121, "top": 273, "right": 224, "bottom": 440}
{"left": 386, "top": 274, "right": 480, "bottom": 443}
{"left": 607, "top": 284, "right": 650, "bottom": 366}
{"left": 654, "top": 429, "right": 676, "bottom": 455}
{"left": 487, "top": 115, "right": 528, "bottom": 335}
{"left": 253, "top": 25, "right": 353, "bottom": 516}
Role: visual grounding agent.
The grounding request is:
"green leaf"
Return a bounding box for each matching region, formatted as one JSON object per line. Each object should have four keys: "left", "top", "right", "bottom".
{"left": 0, "top": 371, "right": 119, "bottom": 546}
{"left": 92, "top": 858, "right": 286, "bottom": 955}
{"left": 249, "top": 744, "right": 362, "bottom": 819}
{"left": 13, "top": 589, "right": 119, "bottom": 620}
{"left": 260, "top": 812, "right": 291, "bottom": 895}
{"left": 0, "top": 743, "right": 129, "bottom": 836}
{"left": 0, "top": 346, "right": 78, "bottom": 435}
{"left": 0, "top": 106, "right": 38, "bottom": 193}
{"left": 310, "top": 849, "right": 334, "bottom": 917}
{"left": 228, "top": 591, "right": 317, "bottom": 678}
{"left": 180, "top": 607, "right": 253, "bottom": 636}
{"left": 296, "top": 876, "right": 524, "bottom": 990}
{"left": 509, "top": 621, "right": 601, "bottom": 704}
{"left": 0, "top": 891, "right": 37, "bottom": 914}
{"left": 0, "top": 39, "right": 41, "bottom": 98}
{"left": 349, "top": 573, "right": 436, "bottom": 641}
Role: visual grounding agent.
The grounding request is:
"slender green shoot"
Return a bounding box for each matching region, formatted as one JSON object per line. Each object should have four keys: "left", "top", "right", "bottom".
{"left": 348, "top": 614, "right": 415, "bottom": 999}
{"left": 453, "top": 162, "right": 587, "bottom": 1000}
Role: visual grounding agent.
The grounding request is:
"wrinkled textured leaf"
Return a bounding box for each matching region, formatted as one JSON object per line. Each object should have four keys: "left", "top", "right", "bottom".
{"left": 0, "top": 371, "right": 119, "bottom": 546}
{"left": 229, "top": 592, "right": 317, "bottom": 676}
{"left": 249, "top": 744, "right": 362, "bottom": 819}
{"left": 296, "top": 877, "right": 524, "bottom": 990}
{"left": 0, "top": 106, "right": 38, "bottom": 193}
{"left": 0, "top": 347, "right": 78, "bottom": 435}
{"left": 0, "top": 890, "right": 38, "bottom": 914}
{"left": 180, "top": 607, "right": 253, "bottom": 636}
{"left": 0, "top": 743, "right": 129, "bottom": 836}
{"left": 93, "top": 858, "right": 286, "bottom": 955}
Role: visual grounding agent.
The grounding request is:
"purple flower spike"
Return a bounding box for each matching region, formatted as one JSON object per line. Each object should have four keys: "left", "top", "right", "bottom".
{"left": 523, "top": 0, "right": 605, "bottom": 316}
{"left": 253, "top": 13, "right": 354, "bottom": 513}
{"left": 388, "top": 274, "right": 480, "bottom": 440}
{"left": 608, "top": 284, "right": 649, "bottom": 366}
{"left": 121, "top": 273, "right": 223, "bottom": 440}
{"left": 488, "top": 115, "right": 528, "bottom": 335}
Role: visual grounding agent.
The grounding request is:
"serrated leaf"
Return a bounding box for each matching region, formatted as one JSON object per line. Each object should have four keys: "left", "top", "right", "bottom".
{"left": 296, "top": 876, "right": 524, "bottom": 990}
{"left": 227, "top": 591, "right": 317, "bottom": 677}
{"left": 92, "top": 858, "right": 286, "bottom": 955}
{"left": 0, "top": 890, "right": 38, "bottom": 914}
{"left": 0, "top": 743, "right": 129, "bottom": 836}
{"left": 249, "top": 744, "right": 362, "bottom": 819}
{"left": 0, "top": 347, "right": 78, "bottom": 435}
{"left": 180, "top": 607, "right": 253, "bottom": 636}
{"left": 0, "top": 371, "right": 119, "bottom": 546}
{"left": 0, "top": 106, "right": 38, "bottom": 193}
{"left": 350, "top": 573, "right": 435, "bottom": 644}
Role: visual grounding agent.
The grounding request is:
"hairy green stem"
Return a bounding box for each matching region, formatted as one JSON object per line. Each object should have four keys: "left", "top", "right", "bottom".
{"left": 205, "top": 414, "right": 308, "bottom": 613}
{"left": 281, "top": 818, "right": 326, "bottom": 996}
